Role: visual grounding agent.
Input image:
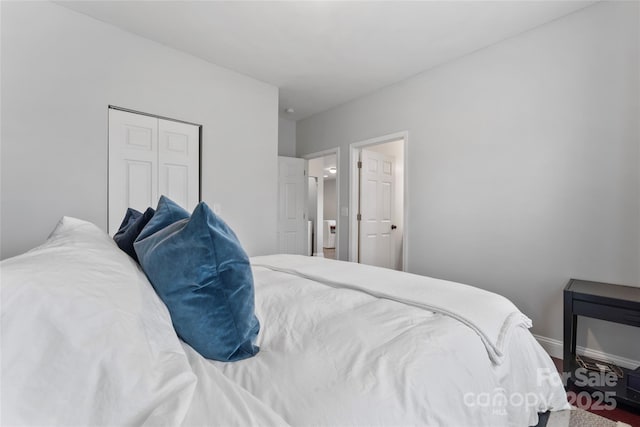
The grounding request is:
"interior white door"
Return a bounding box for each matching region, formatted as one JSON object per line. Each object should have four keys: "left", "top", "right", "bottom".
{"left": 277, "top": 156, "right": 307, "bottom": 255}
{"left": 108, "top": 109, "right": 200, "bottom": 235}
{"left": 359, "top": 149, "right": 395, "bottom": 269}
{"left": 158, "top": 119, "right": 200, "bottom": 210}
{"left": 108, "top": 109, "right": 158, "bottom": 235}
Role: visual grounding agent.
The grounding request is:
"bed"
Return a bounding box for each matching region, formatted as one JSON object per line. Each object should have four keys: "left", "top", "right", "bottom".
{"left": 1, "top": 216, "right": 569, "bottom": 426}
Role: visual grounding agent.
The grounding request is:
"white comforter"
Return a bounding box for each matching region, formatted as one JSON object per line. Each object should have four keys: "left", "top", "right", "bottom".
{"left": 1, "top": 218, "right": 287, "bottom": 427}
{"left": 207, "top": 255, "right": 568, "bottom": 427}
{"left": 1, "top": 218, "right": 568, "bottom": 426}
{"left": 252, "top": 254, "right": 532, "bottom": 365}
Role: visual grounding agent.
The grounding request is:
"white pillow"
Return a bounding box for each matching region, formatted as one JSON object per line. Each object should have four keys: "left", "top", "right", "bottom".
{"left": 1, "top": 217, "right": 196, "bottom": 426}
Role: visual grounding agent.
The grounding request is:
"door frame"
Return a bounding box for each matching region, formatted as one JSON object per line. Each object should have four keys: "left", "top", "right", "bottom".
{"left": 349, "top": 131, "right": 409, "bottom": 271}
{"left": 302, "top": 147, "right": 341, "bottom": 260}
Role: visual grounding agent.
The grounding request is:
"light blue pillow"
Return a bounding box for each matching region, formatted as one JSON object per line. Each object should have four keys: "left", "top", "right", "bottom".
{"left": 134, "top": 196, "right": 260, "bottom": 362}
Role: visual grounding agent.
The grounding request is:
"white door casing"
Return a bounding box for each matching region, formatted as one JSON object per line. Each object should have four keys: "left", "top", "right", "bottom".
{"left": 108, "top": 108, "right": 200, "bottom": 235}
{"left": 303, "top": 147, "right": 341, "bottom": 260}
{"left": 277, "top": 156, "right": 307, "bottom": 255}
{"left": 359, "top": 149, "right": 395, "bottom": 269}
{"left": 350, "top": 131, "right": 408, "bottom": 271}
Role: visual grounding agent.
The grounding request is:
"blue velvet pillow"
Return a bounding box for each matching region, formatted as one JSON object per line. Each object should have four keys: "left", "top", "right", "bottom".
{"left": 134, "top": 197, "right": 260, "bottom": 362}
{"left": 116, "top": 208, "right": 141, "bottom": 230}
{"left": 135, "top": 196, "right": 190, "bottom": 243}
{"left": 113, "top": 207, "right": 155, "bottom": 262}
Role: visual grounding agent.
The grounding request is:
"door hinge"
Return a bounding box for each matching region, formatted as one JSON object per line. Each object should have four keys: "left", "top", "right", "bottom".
{"left": 357, "top": 161, "right": 362, "bottom": 169}
{"left": 357, "top": 213, "right": 362, "bottom": 221}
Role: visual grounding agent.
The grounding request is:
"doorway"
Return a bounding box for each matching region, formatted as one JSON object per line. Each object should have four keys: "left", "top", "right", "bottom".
{"left": 350, "top": 132, "right": 407, "bottom": 271}
{"left": 304, "top": 148, "right": 340, "bottom": 260}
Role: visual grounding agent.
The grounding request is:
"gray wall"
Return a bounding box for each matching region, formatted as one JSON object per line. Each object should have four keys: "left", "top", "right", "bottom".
{"left": 278, "top": 117, "right": 297, "bottom": 157}
{"left": 1, "top": 1, "right": 279, "bottom": 258}
{"left": 297, "top": 1, "right": 639, "bottom": 358}
{"left": 323, "top": 179, "right": 337, "bottom": 220}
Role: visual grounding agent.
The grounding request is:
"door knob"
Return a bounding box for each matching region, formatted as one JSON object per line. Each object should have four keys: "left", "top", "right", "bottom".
{"left": 391, "top": 225, "right": 397, "bottom": 230}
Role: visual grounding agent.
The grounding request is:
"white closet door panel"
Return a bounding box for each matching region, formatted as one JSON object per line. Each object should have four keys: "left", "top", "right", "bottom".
{"left": 158, "top": 119, "right": 199, "bottom": 212}
{"left": 108, "top": 109, "right": 158, "bottom": 235}
{"left": 127, "top": 160, "right": 154, "bottom": 208}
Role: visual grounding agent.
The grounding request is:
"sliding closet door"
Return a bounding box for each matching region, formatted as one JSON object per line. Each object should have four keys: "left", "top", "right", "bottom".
{"left": 108, "top": 108, "right": 200, "bottom": 235}
{"left": 158, "top": 119, "right": 200, "bottom": 211}
{"left": 108, "top": 109, "right": 159, "bottom": 235}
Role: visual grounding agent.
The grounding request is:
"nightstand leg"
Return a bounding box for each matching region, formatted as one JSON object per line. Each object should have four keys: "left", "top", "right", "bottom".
{"left": 563, "top": 290, "right": 576, "bottom": 381}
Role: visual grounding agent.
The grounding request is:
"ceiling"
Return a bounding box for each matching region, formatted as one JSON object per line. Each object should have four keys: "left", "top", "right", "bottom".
{"left": 323, "top": 154, "right": 337, "bottom": 180}
{"left": 58, "top": 1, "right": 594, "bottom": 121}
{"left": 308, "top": 154, "right": 337, "bottom": 180}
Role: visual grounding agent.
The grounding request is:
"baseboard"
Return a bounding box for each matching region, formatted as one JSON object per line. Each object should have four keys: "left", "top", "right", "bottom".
{"left": 534, "top": 334, "right": 640, "bottom": 370}
{"left": 313, "top": 252, "right": 325, "bottom": 258}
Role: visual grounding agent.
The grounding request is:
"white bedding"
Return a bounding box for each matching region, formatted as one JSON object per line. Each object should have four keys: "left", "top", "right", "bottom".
{"left": 1, "top": 217, "right": 568, "bottom": 426}
{"left": 1, "top": 218, "right": 287, "bottom": 427}
{"left": 206, "top": 257, "right": 569, "bottom": 427}
{"left": 252, "top": 254, "right": 532, "bottom": 365}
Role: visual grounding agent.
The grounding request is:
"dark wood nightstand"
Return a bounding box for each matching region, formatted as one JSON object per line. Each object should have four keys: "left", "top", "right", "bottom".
{"left": 563, "top": 278, "right": 640, "bottom": 410}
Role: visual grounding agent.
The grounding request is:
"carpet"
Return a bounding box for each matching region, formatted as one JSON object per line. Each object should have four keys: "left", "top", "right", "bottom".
{"left": 544, "top": 407, "right": 632, "bottom": 427}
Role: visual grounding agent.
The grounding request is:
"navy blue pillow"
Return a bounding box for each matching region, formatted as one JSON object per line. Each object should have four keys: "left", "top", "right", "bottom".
{"left": 134, "top": 197, "right": 259, "bottom": 362}
{"left": 113, "top": 207, "right": 155, "bottom": 262}
{"left": 116, "top": 208, "right": 142, "bottom": 231}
